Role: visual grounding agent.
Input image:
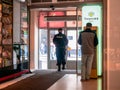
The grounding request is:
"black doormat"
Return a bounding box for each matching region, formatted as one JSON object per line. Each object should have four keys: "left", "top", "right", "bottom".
{"left": 1, "top": 70, "right": 76, "bottom": 90}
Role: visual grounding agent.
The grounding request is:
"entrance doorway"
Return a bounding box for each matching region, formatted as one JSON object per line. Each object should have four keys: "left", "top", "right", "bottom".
{"left": 38, "top": 8, "right": 81, "bottom": 70}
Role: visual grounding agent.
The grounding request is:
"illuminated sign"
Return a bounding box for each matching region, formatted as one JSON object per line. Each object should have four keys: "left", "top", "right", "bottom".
{"left": 82, "top": 5, "right": 102, "bottom": 76}
{"left": 82, "top": 6, "right": 101, "bottom": 27}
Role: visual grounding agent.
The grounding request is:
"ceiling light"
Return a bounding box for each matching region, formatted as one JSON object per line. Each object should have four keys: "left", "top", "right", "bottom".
{"left": 18, "top": 0, "right": 25, "bottom": 2}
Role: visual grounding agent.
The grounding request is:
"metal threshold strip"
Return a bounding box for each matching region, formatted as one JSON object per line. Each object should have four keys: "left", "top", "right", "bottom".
{"left": 44, "top": 15, "right": 81, "bottom": 21}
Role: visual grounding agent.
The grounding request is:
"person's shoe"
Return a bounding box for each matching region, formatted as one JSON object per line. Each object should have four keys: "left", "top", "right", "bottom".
{"left": 86, "top": 77, "right": 90, "bottom": 81}
{"left": 58, "top": 68, "right": 61, "bottom": 71}
{"left": 62, "top": 65, "right": 66, "bottom": 70}
{"left": 80, "top": 79, "right": 86, "bottom": 82}
{"left": 58, "top": 65, "right": 61, "bottom": 72}
{"left": 86, "top": 79, "right": 90, "bottom": 81}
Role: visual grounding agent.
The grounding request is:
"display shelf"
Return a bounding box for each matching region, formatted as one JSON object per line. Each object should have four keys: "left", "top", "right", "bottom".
{"left": 0, "top": 0, "right": 13, "bottom": 69}
{"left": 0, "top": 0, "right": 29, "bottom": 82}
{"left": 2, "top": 0, "right": 12, "bottom": 5}
{"left": 20, "top": 3, "right": 29, "bottom": 71}
{"left": 0, "top": 46, "right": 2, "bottom": 68}
{"left": 0, "top": 2, "right": 2, "bottom": 68}
{"left": 21, "top": 3, "right": 29, "bottom": 45}
{"left": 2, "top": 45, "right": 12, "bottom": 67}
{"left": 2, "top": 2, "right": 12, "bottom": 45}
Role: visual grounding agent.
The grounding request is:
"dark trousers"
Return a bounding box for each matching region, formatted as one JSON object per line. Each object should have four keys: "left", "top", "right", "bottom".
{"left": 56, "top": 47, "right": 66, "bottom": 66}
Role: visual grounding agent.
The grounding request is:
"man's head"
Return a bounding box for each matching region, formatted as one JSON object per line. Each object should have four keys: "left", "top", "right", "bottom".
{"left": 86, "top": 23, "right": 92, "bottom": 29}
{"left": 58, "top": 28, "right": 63, "bottom": 33}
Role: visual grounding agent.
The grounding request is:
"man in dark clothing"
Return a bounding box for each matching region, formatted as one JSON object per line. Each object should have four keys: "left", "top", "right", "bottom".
{"left": 53, "top": 28, "right": 68, "bottom": 71}
{"left": 78, "top": 23, "right": 98, "bottom": 81}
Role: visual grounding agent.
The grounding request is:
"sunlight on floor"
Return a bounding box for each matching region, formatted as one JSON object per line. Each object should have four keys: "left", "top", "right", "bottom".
{"left": 48, "top": 74, "right": 102, "bottom": 90}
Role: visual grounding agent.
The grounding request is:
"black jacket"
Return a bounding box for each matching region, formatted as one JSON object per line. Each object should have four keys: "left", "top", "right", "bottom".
{"left": 53, "top": 32, "right": 68, "bottom": 48}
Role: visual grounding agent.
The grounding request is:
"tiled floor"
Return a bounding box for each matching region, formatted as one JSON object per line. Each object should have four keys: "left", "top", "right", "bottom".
{"left": 48, "top": 74, "right": 102, "bottom": 90}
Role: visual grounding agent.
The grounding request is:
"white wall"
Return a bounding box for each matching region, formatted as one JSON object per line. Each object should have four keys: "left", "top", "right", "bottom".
{"left": 30, "top": 10, "right": 39, "bottom": 70}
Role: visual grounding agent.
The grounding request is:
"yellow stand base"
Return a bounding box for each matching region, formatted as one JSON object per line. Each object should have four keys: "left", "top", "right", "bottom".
{"left": 90, "top": 69, "right": 98, "bottom": 79}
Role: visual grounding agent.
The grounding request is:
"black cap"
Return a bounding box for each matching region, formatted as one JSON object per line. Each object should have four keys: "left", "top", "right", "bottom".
{"left": 86, "top": 23, "right": 92, "bottom": 27}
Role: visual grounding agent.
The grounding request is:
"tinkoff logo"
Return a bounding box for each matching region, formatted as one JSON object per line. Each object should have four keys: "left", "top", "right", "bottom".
{"left": 88, "top": 12, "right": 94, "bottom": 17}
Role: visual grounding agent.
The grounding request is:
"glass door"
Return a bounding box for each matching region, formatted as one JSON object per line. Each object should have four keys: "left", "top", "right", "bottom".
{"left": 66, "top": 30, "right": 77, "bottom": 70}
{"left": 47, "top": 10, "right": 82, "bottom": 70}
{"left": 38, "top": 29, "right": 48, "bottom": 69}
{"left": 67, "top": 30, "right": 77, "bottom": 61}
{"left": 49, "top": 29, "right": 80, "bottom": 70}
{"left": 49, "top": 30, "right": 57, "bottom": 61}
